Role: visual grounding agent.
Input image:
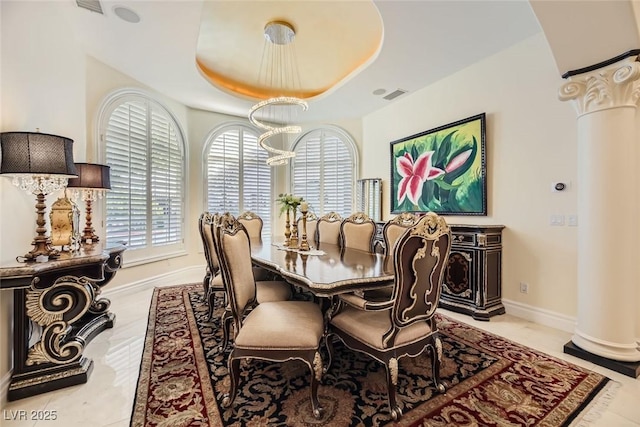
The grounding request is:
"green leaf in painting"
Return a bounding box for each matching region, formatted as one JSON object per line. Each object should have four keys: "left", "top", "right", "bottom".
{"left": 432, "top": 178, "right": 459, "bottom": 190}
{"left": 434, "top": 130, "right": 456, "bottom": 168}
{"left": 410, "top": 145, "right": 419, "bottom": 163}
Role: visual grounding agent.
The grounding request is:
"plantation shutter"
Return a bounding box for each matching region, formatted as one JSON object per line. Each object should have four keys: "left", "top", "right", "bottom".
{"left": 292, "top": 129, "right": 355, "bottom": 217}
{"left": 292, "top": 134, "right": 322, "bottom": 215}
{"left": 206, "top": 126, "right": 272, "bottom": 236}
{"left": 207, "top": 129, "right": 241, "bottom": 215}
{"left": 150, "top": 109, "right": 182, "bottom": 246}
{"left": 105, "top": 97, "right": 185, "bottom": 251}
{"left": 106, "top": 101, "right": 148, "bottom": 249}
{"left": 241, "top": 132, "right": 271, "bottom": 236}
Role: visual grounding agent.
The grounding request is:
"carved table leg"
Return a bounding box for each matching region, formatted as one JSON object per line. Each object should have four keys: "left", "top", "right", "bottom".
{"left": 7, "top": 275, "right": 115, "bottom": 401}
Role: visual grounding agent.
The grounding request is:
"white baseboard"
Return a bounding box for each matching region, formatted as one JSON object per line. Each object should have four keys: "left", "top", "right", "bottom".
{"left": 102, "top": 265, "right": 206, "bottom": 298}
{"left": 1, "top": 370, "right": 11, "bottom": 406}
{"left": 503, "top": 298, "right": 576, "bottom": 334}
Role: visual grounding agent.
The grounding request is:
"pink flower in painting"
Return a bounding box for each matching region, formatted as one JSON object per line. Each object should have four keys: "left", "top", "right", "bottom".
{"left": 397, "top": 151, "right": 444, "bottom": 205}
{"left": 445, "top": 149, "right": 472, "bottom": 173}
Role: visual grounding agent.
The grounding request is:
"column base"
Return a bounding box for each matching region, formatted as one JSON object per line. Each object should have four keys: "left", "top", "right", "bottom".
{"left": 564, "top": 341, "right": 640, "bottom": 378}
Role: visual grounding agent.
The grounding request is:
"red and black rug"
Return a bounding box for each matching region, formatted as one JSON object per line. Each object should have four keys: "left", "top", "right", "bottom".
{"left": 130, "top": 284, "right": 612, "bottom": 426}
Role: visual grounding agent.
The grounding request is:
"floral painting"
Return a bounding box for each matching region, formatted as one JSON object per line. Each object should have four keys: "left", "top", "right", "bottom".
{"left": 390, "top": 113, "right": 486, "bottom": 215}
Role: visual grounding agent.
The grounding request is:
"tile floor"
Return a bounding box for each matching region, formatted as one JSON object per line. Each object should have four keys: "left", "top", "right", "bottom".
{"left": 1, "top": 284, "right": 639, "bottom": 427}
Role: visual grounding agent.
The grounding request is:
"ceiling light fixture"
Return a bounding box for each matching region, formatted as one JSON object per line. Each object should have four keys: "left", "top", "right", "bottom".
{"left": 113, "top": 6, "right": 140, "bottom": 23}
{"left": 248, "top": 21, "right": 307, "bottom": 166}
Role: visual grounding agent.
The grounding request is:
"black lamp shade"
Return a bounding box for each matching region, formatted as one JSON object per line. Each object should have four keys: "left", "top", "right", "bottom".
{"left": 0, "top": 132, "right": 78, "bottom": 176}
{"left": 66, "top": 163, "right": 111, "bottom": 190}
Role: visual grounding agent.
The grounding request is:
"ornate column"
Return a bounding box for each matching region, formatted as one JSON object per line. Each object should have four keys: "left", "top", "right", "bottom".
{"left": 559, "top": 51, "right": 640, "bottom": 372}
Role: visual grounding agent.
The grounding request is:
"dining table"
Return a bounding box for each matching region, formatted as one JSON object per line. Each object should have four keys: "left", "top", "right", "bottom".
{"left": 250, "top": 238, "right": 394, "bottom": 298}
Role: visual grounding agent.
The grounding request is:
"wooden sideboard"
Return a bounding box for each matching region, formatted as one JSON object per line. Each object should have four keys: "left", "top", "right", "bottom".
{"left": 0, "top": 244, "right": 125, "bottom": 400}
{"left": 375, "top": 222, "right": 505, "bottom": 321}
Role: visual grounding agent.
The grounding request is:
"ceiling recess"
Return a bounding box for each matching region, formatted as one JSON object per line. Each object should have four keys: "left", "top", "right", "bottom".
{"left": 383, "top": 89, "right": 407, "bottom": 101}
{"left": 76, "top": 0, "right": 103, "bottom": 14}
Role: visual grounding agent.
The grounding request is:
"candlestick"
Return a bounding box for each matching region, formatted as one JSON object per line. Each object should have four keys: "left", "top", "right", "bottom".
{"left": 299, "top": 206, "right": 310, "bottom": 251}
{"left": 284, "top": 208, "right": 291, "bottom": 246}
{"left": 289, "top": 206, "right": 299, "bottom": 248}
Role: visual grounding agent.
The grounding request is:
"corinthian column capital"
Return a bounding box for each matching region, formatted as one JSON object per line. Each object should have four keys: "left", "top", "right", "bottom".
{"left": 559, "top": 56, "right": 640, "bottom": 116}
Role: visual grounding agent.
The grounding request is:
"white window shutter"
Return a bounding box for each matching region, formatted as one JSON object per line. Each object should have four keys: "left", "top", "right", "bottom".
{"left": 206, "top": 126, "right": 272, "bottom": 236}
{"left": 104, "top": 97, "right": 185, "bottom": 251}
{"left": 292, "top": 129, "right": 355, "bottom": 217}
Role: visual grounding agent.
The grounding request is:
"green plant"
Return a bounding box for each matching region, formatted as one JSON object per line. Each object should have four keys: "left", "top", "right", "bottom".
{"left": 275, "top": 193, "right": 305, "bottom": 217}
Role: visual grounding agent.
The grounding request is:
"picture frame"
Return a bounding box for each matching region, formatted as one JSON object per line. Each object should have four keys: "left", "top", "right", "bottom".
{"left": 390, "top": 113, "right": 487, "bottom": 215}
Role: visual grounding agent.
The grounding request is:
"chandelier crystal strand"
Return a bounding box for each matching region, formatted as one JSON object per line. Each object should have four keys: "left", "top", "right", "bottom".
{"left": 250, "top": 21, "right": 307, "bottom": 166}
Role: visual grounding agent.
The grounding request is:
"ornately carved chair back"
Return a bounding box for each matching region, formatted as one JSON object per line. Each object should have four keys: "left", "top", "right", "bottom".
{"left": 214, "top": 213, "right": 257, "bottom": 327}
{"left": 340, "top": 212, "right": 376, "bottom": 252}
{"left": 237, "top": 211, "right": 263, "bottom": 241}
{"left": 316, "top": 212, "right": 342, "bottom": 246}
{"left": 387, "top": 212, "right": 451, "bottom": 346}
{"left": 382, "top": 212, "right": 419, "bottom": 271}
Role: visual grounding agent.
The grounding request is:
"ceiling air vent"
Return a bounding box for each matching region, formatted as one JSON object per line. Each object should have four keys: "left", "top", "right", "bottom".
{"left": 383, "top": 89, "right": 407, "bottom": 101}
{"left": 76, "top": 0, "right": 103, "bottom": 14}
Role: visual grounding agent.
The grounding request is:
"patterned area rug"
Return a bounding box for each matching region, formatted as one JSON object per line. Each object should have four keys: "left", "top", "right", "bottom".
{"left": 131, "top": 284, "right": 612, "bottom": 427}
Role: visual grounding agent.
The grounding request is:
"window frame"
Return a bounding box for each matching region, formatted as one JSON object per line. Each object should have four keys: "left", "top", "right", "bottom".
{"left": 97, "top": 88, "right": 188, "bottom": 267}
{"left": 289, "top": 126, "right": 359, "bottom": 217}
{"left": 202, "top": 122, "right": 274, "bottom": 237}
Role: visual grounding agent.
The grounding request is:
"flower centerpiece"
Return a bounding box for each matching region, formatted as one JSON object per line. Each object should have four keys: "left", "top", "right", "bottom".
{"left": 275, "top": 193, "right": 305, "bottom": 216}
{"left": 276, "top": 193, "right": 305, "bottom": 246}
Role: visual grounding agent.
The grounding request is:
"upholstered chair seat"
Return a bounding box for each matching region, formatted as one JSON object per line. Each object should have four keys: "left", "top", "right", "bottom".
{"left": 235, "top": 301, "right": 324, "bottom": 349}
{"left": 330, "top": 305, "right": 435, "bottom": 349}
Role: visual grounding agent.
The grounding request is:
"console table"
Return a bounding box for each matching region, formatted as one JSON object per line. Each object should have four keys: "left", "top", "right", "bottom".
{"left": 375, "top": 222, "right": 505, "bottom": 321}
{"left": 0, "top": 244, "right": 125, "bottom": 400}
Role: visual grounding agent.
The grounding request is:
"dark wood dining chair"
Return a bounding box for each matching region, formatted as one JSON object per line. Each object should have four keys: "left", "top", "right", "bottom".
{"left": 339, "top": 212, "right": 376, "bottom": 252}
{"left": 198, "top": 212, "right": 225, "bottom": 321}
{"left": 354, "top": 212, "right": 420, "bottom": 302}
{"left": 316, "top": 211, "right": 342, "bottom": 246}
{"left": 325, "top": 212, "right": 452, "bottom": 420}
{"left": 204, "top": 212, "right": 293, "bottom": 352}
{"left": 214, "top": 214, "right": 325, "bottom": 419}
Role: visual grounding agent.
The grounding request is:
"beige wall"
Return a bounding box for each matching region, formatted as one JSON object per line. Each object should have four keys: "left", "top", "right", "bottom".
{"left": 363, "top": 32, "right": 579, "bottom": 318}
{"left": 0, "top": 1, "right": 87, "bottom": 386}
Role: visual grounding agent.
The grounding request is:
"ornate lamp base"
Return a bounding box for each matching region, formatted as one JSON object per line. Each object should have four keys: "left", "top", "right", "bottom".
{"left": 20, "top": 192, "right": 60, "bottom": 262}
{"left": 22, "top": 239, "right": 60, "bottom": 262}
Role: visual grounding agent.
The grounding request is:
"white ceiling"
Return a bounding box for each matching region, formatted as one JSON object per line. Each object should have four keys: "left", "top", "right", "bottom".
{"left": 67, "top": 0, "right": 542, "bottom": 123}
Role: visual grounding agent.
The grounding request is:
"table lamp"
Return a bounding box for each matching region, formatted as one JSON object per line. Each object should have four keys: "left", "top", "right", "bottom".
{"left": 66, "top": 162, "right": 111, "bottom": 243}
{"left": 0, "top": 131, "right": 78, "bottom": 261}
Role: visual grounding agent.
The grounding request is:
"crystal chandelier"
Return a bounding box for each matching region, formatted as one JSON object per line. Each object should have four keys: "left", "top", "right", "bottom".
{"left": 248, "top": 21, "right": 308, "bottom": 166}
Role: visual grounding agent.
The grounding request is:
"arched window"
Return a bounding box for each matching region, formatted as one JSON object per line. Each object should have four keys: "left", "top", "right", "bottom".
{"left": 99, "top": 90, "right": 186, "bottom": 263}
{"left": 204, "top": 124, "right": 273, "bottom": 236}
{"left": 291, "top": 127, "right": 358, "bottom": 217}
